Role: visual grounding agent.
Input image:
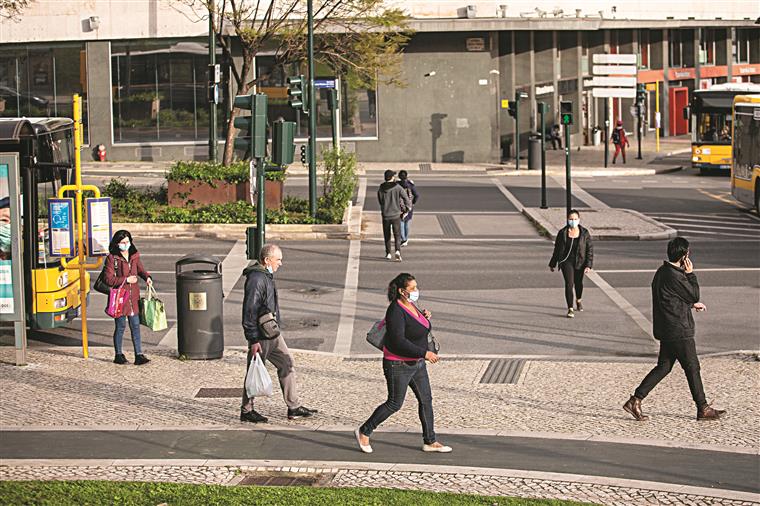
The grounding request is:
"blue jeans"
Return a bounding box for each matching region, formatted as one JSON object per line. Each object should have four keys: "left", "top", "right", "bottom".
{"left": 360, "top": 359, "right": 436, "bottom": 445}
{"left": 113, "top": 314, "right": 142, "bottom": 355}
{"left": 400, "top": 219, "right": 411, "bottom": 242}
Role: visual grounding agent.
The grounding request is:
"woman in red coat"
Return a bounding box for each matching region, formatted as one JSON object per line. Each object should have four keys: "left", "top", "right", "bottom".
{"left": 104, "top": 230, "right": 153, "bottom": 365}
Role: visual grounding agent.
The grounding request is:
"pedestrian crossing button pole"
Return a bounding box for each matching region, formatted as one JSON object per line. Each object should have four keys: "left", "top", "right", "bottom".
{"left": 560, "top": 101, "right": 573, "bottom": 216}
{"left": 537, "top": 101, "right": 548, "bottom": 209}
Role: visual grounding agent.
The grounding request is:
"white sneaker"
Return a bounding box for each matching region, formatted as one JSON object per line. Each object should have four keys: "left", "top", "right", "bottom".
{"left": 422, "top": 442, "right": 452, "bottom": 453}
{"left": 395, "top": 251, "right": 402, "bottom": 262}
{"left": 385, "top": 253, "right": 392, "bottom": 260}
{"left": 400, "top": 240, "right": 408, "bottom": 247}
{"left": 355, "top": 428, "right": 373, "bottom": 454}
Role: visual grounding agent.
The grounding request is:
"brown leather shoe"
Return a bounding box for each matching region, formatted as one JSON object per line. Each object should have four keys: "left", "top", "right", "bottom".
{"left": 623, "top": 395, "right": 650, "bottom": 421}
{"left": 697, "top": 404, "right": 725, "bottom": 421}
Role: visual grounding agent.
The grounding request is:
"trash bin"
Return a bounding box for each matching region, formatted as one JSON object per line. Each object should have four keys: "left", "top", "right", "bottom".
{"left": 592, "top": 126, "right": 601, "bottom": 146}
{"left": 527, "top": 134, "right": 542, "bottom": 170}
{"left": 176, "top": 255, "right": 224, "bottom": 359}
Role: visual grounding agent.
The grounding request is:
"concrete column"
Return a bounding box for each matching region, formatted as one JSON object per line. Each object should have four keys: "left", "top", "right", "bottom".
{"left": 490, "top": 31, "right": 501, "bottom": 163}
{"left": 86, "top": 41, "right": 112, "bottom": 151}
{"left": 529, "top": 31, "right": 536, "bottom": 131}
{"left": 552, "top": 30, "right": 559, "bottom": 128}
{"left": 577, "top": 31, "right": 584, "bottom": 145}
{"left": 662, "top": 29, "right": 670, "bottom": 137}
{"left": 727, "top": 28, "right": 734, "bottom": 81}
{"left": 694, "top": 28, "right": 701, "bottom": 88}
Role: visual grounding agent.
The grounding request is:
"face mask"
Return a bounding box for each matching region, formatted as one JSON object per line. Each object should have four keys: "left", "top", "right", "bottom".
{"left": 407, "top": 290, "right": 420, "bottom": 303}
{"left": 0, "top": 223, "right": 10, "bottom": 252}
{"left": 266, "top": 265, "right": 274, "bottom": 274}
{"left": 118, "top": 241, "right": 130, "bottom": 251}
{"left": 568, "top": 219, "right": 579, "bottom": 228}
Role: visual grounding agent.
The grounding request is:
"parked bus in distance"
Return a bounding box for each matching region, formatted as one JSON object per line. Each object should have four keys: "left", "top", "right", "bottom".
{"left": 730, "top": 95, "right": 760, "bottom": 214}
{"left": 688, "top": 83, "right": 760, "bottom": 175}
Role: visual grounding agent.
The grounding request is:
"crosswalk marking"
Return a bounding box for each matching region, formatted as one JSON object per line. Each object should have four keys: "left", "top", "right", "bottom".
{"left": 650, "top": 211, "right": 760, "bottom": 239}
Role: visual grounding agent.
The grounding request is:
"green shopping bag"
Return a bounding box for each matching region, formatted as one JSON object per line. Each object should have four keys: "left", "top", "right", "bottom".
{"left": 139, "top": 285, "right": 168, "bottom": 331}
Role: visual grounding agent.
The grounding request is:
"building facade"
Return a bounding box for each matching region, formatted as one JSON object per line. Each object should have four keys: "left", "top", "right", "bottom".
{"left": 1, "top": 1, "right": 759, "bottom": 162}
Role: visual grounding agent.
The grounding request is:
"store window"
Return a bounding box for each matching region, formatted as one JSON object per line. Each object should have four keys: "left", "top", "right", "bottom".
{"left": 734, "top": 29, "right": 751, "bottom": 64}
{"left": 700, "top": 29, "right": 716, "bottom": 66}
{"left": 255, "top": 56, "right": 377, "bottom": 139}
{"left": 0, "top": 44, "right": 89, "bottom": 143}
{"left": 639, "top": 30, "right": 650, "bottom": 69}
{"left": 111, "top": 40, "right": 221, "bottom": 143}
{"left": 669, "top": 30, "right": 683, "bottom": 68}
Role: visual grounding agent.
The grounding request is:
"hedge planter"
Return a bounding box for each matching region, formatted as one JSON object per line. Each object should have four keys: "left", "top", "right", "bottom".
{"left": 168, "top": 179, "right": 283, "bottom": 210}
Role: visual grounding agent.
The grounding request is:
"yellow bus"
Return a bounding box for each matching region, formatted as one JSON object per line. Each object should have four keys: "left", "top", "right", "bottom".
{"left": 730, "top": 95, "right": 760, "bottom": 213}
{"left": 0, "top": 118, "right": 90, "bottom": 328}
{"left": 689, "top": 83, "right": 760, "bottom": 174}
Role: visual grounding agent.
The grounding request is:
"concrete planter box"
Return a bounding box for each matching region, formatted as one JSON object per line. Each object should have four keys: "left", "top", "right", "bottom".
{"left": 168, "top": 179, "right": 283, "bottom": 210}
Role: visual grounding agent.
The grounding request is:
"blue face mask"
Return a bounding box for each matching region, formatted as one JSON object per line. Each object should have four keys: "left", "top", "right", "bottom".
{"left": 568, "top": 219, "right": 579, "bottom": 228}
{"left": 118, "top": 241, "right": 130, "bottom": 251}
{"left": 0, "top": 223, "right": 10, "bottom": 253}
{"left": 266, "top": 265, "right": 274, "bottom": 274}
{"left": 408, "top": 290, "right": 420, "bottom": 303}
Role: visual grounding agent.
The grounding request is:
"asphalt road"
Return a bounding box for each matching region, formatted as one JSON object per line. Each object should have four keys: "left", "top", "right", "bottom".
{"left": 4, "top": 170, "right": 758, "bottom": 358}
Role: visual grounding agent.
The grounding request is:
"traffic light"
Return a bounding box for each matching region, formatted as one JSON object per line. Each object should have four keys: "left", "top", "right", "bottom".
{"left": 327, "top": 88, "right": 338, "bottom": 111}
{"left": 272, "top": 120, "right": 296, "bottom": 166}
{"left": 560, "top": 101, "right": 573, "bottom": 125}
{"left": 299, "top": 144, "right": 308, "bottom": 164}
{"left": 245, "top": 226, "right": 260, "bottom": 260}
{"left": 287, "top": 75, "right": 309, "bottom": 113}
{"left": 233, "top": 93, "right": 267, "bottom": 159}
{"left": 636, "top": 84, "right": 647, "bottom": 106}
{"left": 507, "top": 100, "right": 517, "bottom": 118}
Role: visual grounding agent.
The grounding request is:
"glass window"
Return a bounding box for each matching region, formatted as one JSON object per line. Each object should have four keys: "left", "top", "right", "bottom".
{"left": 639, "top": 30, "right": 650, "bottom": 69}
{"left": 111, "top": 39, "right": 221, "bottom": 143}
{"left": 696, "top": 112, "right": 731, "bottom": 144}
{"left": 700, "top": 29, "right": 716, "bottom": 66}
{"left": 734, "top": 29, "right": 751, "bottom": 64}
{"left": 255, "top": 56, "right": 377, "bottom": 139}
{"left": 669, "top": 30, "right": 682, "bottom": 68}
{"left": 0, "top": 44, "right": 89, "bottom": 143}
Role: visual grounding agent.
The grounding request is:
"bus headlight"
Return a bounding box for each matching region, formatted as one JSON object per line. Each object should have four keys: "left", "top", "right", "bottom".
{"left": 54, "top": 297, "right": 67, "bottom": 309}
{"left": 692, "top": 156, "right": 699, "bottom": 162}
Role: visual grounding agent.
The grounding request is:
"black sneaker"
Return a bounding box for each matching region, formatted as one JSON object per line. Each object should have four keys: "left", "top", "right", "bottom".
{"left": 240, "top": 409, "right": 268, "bottom": 423}
{"left": 113, "top": 354, "right": 128, "bottom": 365}
{"left": 287, "top": 406, "right": 317, "bottom": 419}
{"left": 134, "top": 354, "right": 150, "bottom": 365}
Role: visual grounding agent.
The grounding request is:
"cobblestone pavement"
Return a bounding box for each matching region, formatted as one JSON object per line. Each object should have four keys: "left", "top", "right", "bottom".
{"left": 0, "top": 347, "right": 757, "bottom": 448}
{"left": 1, "top": 464, "right": 757, "bottom": 506}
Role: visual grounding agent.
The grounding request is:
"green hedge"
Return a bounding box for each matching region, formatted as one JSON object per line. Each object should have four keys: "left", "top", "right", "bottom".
{"left": 167, "top": 161, "right": 286, "bottom": 185}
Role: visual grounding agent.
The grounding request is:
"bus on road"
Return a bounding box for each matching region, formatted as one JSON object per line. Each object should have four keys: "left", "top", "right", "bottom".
{"left": 730, "top": 95, "right": 760, "bottom": 213}
{"left": 689, "top": 83, "right": 760, "bottom": 174}
{"left": 0, "top": 117, "right": 90, "bottom": 329}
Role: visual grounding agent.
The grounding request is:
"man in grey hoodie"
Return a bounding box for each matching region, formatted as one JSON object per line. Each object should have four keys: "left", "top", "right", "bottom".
{"left": 377, "top": 169, "right": 412, "bottom": 261}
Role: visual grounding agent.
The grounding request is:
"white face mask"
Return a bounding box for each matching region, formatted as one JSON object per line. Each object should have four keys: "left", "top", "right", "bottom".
{"left": 407, "top": 290, "right": 420, "bottom": 303}
{"left": 568, "top": 219, "right": 579, "bottom": 228}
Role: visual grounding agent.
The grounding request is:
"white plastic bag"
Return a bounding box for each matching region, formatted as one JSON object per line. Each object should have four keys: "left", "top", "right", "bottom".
{"left": 245, "top": 352, "right": 273, "bottom": 398}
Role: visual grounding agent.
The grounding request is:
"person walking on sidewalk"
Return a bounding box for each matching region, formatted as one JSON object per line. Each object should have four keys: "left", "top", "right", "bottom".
{"left": 378, "top": 170, "right": 412, "bottom": 262}
{"left": 397, "top": 170, "right": 419, "bottom": 247}
{"left": 623, "top": 238, "right": 726, "bottom": 422}
{"left": 549, "top": 210, "right": 593, "bottom": 318}
{"left": 355, "top": 273, "right": 452, "bottom": 454}
{"left": 611, "top": 120, "right": 630, "bottom": 164}
{"left": 240, "top": 244, "right": 317, "bottom": 423}
{"left": 104, "top": 230, "right": 153, "bottom": 365}
{"left": 550, "top": 124, "right": 562, "bottom": 150}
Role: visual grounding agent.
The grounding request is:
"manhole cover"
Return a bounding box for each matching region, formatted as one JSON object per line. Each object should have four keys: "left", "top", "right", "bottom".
{"left": 293, "top": 286, "right": 330, "bottom": 297}
{"left": 195, "top": 387, "right": 239, "bottom": 398}
{"left": 281, "top": 318, "right": 321, "bottom": 329}
{"left": 238, "top": 472, "right": 334, "bottom": 487}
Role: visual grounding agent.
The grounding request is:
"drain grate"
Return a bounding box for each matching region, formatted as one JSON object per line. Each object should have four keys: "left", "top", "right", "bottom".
{"left": 437, "top": 214, "right": 463, "bottom": 237}
{"left": 238, "top": 472, "right": 333, "bottom": 487}
{"left": 419, "top": 163, "right": 432, "bottom": 172}
{"left": 480, "top": 359, "right": 526, "bottom": 384}
{"left": 195, "top": 387, "right": 239, "bottom": 398}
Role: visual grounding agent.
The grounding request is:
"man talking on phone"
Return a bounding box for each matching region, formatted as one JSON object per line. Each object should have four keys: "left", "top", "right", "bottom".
{"left": 623, "top": 237, "right": 726, "bottom": 421}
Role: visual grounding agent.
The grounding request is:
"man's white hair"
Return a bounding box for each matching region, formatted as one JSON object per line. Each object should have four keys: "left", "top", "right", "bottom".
{"left": 259, "top": 243, "right": 282, "bottom": 263}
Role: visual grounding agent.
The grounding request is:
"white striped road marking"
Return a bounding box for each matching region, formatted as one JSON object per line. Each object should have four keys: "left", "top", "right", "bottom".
{"left": 678, "top": 229, "right": 759, "bottom": 238}
{"left": 651, "top": 215, "right": 760, "bottom": 225}
{"left": 491, "top": 177, "right": 525, "bottom": 211}
{"left": 595, "top": 268, "right": 760, "bottom": 273}
{"left": 585, "top": 270, "right": 656, "bottom": 344}
{"left": 551, "top": 175, "right": 610, "bottom": 209}
{"left": 362, "top": 238, "right": 547, "bottom": 243}
{"left": 650, "top": 222, "right": 760, "bottom": 232}
{"left": 333, "top": 177, "right": 367, "bottom": 355}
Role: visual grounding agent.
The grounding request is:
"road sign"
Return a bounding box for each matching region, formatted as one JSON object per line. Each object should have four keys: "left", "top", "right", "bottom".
{"left": 48, "top": 198, "right": 75, "bottom": 257}
{"left": 593, "top": 87, "right": 637, "bottom": 98}
{"left": 591, "top": 76, "right": 637, "bottom": 87}
{"left": 593, "top": 54, "right": 637, "bottom": 65}
{"left": 593, "top": 65, "right": 637, "bottom": 76}
{"left": 314, "top": 78, "right": 336, "bottom": 89}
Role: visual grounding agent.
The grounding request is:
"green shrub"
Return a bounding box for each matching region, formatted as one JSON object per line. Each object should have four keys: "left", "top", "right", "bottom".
{"left": 167, "top": 161, "right": 287, "bottom": 186}
{"left": 319, "top": 147, "right": 358, "bottom": 224}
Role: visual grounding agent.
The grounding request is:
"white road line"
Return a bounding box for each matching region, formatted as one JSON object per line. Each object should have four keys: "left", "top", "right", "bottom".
{"left": 333, "top": 178, "right": 366, "bottom": 355}
{"left": 551, "top": 175, "right": 610, "bottom": 209}
{"left": 595, "top": 268, "right": 760, "bottom": 274}
{"left": 585, "top": 270, "right": 656, "bottom": 343}
{"left": 140, "top": 253, "right": 226, "bottom": 258}
{"left": 491, "top": 177, "right": 525, "bottom": 211}
{"left": 679, "top": 229, "right": 760, "bottom": 238}
{"left": 651, "top": 216, "right": 759, "bottom": 227}
{"left": 412, "top": 211, "right": 522, "bottom": 215}
{"left": 362, "top": 238, "right": 547, "bottom": 243}
{"left": 655, "top": 222, "right": 760, "bottom": 232}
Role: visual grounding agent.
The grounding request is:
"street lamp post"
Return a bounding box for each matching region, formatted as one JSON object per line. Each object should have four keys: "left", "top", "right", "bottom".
{"left": 307, "top": 0, "right": 318, "bottom": 218}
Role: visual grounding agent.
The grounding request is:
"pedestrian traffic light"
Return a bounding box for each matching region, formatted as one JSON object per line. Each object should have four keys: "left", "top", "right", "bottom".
{"left": 560, "top": 101, "right": 573, "bottom": 125}
{"left": 636, "top": 84, "right": 647, "bottom": 106}
{"left": 506, "top": 100, "right": 517, "bottom": 118}
{"left": 233, "top": 93, "right": 267, "bottom": 159}
{"left": 300, "top": 144, "right": 308, "bottom": 164}
{"left": 287, "top": 75, "right": 309, "bottom": 113}
{"left": 272, "top": 120, "right": 296, "bottom": 166}
{"left": 245, "top": 226, "right": 260, "bottom": 261}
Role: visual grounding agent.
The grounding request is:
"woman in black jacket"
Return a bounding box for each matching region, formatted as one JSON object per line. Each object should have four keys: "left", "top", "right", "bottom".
{"left": 355, "top": 273, "right": 452, "bottom": 454}
{"left": 548, "top": 209, "right": 594, "bottom": 318}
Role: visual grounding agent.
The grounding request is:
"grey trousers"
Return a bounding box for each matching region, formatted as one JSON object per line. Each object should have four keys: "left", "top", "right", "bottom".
{"left": 241, "top": 334, "right": 301, "bottom": 412}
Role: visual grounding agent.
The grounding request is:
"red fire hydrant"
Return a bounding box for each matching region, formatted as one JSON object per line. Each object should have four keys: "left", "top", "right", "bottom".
{"left": 97, "top": 144, "right": 106, "bottom": 162}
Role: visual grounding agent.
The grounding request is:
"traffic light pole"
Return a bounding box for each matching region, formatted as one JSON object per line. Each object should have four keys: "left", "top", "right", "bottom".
{"left": 565, "top": 124, "right": 571, "bottom": 216}
{"left": 208, "top": 14, "right": 217, "bottom": 162}
{"left": 539, "top": 102, "right": 547, "bottom": 209}
{"left": 514, "top": 92, "right": 520, "bottom": 171}
{"left": 603, "top": 98, "right": 609, "bottom": 168}
{"left": 307, "top": 0, "right": 318, "bottom": 218}
{"left": 256, "top": 156, "right": 265, "bottom": 255}
{"left": 636, "top": 103, "right": 643, "bottom": 160}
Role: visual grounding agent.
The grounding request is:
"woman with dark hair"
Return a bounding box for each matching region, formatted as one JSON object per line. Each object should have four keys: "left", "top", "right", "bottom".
{"left": 355, "top": 273, "right": 451, "bottom": 454}
{"left": 549, "top": 209, "right": 594, "bottom": 318}
{"left": 104, "top": 229, "right": 153, "bottom": 365}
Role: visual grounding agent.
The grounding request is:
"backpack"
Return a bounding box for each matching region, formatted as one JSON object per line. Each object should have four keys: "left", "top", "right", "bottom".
{"left": 611, "top": 130, "right": 620, "bottom": 145}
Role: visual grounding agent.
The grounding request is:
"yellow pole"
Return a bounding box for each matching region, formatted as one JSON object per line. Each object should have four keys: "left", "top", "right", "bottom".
{"left": 73, "top": 94, "right": 89, "bottom": 359}
{"left": 655, "top": 81, "right": 660, "bottom": 153}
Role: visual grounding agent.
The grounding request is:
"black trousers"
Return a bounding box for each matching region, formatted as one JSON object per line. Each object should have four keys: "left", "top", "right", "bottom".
{"left": 560, "top": 262, "right": 584, "bottom": 308}
{"left": 635, "top": 338, "right": 707, "bottom": 407}
{"left": 382, "top": 217, "right": 401, "bottom": 255}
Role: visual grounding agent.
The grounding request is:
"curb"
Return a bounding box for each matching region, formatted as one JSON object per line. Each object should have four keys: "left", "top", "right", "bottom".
{"left": 521, "top": 207, "right": 677, "bottom": 241}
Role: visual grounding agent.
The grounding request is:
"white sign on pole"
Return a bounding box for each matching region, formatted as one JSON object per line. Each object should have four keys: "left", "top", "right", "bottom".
{"left": 591, "top": 76, "right": 637, "bottom": 87}
{"left": 592, "top": 87, "right": 637, "bottom": 98}
{"left": 593, "top": 65, "right": 637, "bottom": 76}
{"left": 593, "top": 54, "right": 637, "bottom": 65}
{"left": 86, "top": 197, "right": 112, "bottom": 256}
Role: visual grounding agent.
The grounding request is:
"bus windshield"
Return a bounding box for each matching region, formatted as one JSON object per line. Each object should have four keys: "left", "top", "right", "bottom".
{"left": 696, "top": 112, "right": 731, "bottom": 144}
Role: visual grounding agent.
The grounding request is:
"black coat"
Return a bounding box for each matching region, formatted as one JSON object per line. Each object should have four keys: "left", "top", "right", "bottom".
{"left": 549, "top": 226, "right": 594, "bottom": 270}
{"left": 651, "top": 262, "right": 700, "bottom": 341}
{"left": 384, "top": 301, "right": 429, "bottom": 359}
{"left": 241, "top": 262, "right": 280, "bottom": 344}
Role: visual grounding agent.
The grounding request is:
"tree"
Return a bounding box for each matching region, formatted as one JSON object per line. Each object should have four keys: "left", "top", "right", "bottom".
{"left": 0, "top": 0, "right": 31, "bottom": 20}
{"left": 177, "top": 0, "right": 411, "bottom": 165}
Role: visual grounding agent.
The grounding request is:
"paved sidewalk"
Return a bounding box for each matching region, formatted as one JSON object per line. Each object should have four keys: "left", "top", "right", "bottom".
{"left": 523, "top": 208, "right": 677, "bottom": 241}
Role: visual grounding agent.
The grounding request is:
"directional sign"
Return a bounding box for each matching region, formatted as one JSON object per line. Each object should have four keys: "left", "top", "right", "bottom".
{"left": 314, "top": 78, "right": 336, "bottom": 89}
{"left": 593, "top": 65, "right": 637, "bottom": 76}
{"left": 592, "top": 87, "right": 637, "bottom": 98}
{"left": 591, "top": 76, "right": 637, "bottom": 87}
{"left": 593, "top": 54, "right": 637, "bottom": 65}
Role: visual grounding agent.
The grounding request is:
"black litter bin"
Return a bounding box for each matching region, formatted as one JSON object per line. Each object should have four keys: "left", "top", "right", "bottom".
{"left": 176, "top": 256, "right": 224, "bottom": 359}
{"left": 527, "top": 134, "right": 542, "bottom": 170}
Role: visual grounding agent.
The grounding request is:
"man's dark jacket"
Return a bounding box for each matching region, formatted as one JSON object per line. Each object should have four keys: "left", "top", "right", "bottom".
{"left": 651, "top": 262, "right": 700, "bottom": 341}
{"left": 549, "top": 225, "right": 594, "bottom": 270}
{"left": 242, "top": 262, "right": 280, "bottom": 344}
{"left": 377, "top": 181, "right": 412, "bottom": 220}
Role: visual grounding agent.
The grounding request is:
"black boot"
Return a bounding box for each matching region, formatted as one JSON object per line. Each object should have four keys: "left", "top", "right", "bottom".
{"left": 113, "top": 354, "right": 128, "bottom": 365}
